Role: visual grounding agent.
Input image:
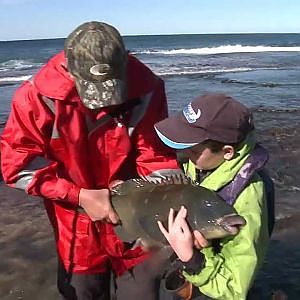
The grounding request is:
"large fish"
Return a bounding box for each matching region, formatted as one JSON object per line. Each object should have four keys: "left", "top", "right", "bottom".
{"left": 110, "top": 179, "right": 246, "bottom": 246}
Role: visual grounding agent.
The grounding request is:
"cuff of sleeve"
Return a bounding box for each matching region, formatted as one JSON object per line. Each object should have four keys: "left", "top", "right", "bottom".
{"left": 67, "top": 184, "right": 80, "bottom": 205}
{"left": 182, "top": 249, "right": 205, "bottom": 275}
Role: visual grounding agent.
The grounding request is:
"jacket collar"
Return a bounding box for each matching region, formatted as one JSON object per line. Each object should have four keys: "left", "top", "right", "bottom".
{"left": 180, "top": 132, "right": 266, "bottom": 191}
{"left": 200, "top": 133, "right": 264, "bottom": 190}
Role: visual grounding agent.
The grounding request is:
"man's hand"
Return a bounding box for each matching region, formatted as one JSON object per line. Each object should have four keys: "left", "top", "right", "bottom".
{"left": 79, "top": 188, "right": 120, "bottom": 224}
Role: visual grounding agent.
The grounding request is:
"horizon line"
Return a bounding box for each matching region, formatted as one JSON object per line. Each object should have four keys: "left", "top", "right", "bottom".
{"left": 1, "top": 31, "right": 300, "bottom": 42}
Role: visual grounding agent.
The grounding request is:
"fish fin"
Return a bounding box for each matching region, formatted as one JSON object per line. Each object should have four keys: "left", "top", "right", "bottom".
{"left": 130, "top": 238, "right": 144, "bottom": 250}
{"left": 111, "top": 178, "right": 159, "bottom": 195}
{"left": 111, "top": 175, "right": 191, "bottom": 195}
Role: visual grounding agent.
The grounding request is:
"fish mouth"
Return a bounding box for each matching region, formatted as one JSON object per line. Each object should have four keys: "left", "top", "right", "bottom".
{"left": 218, "top": 214, "right": 246, "bottom": 235}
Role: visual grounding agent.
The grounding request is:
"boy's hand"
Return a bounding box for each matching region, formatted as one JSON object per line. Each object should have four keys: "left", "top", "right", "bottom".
{"left": 158, "top": 206, "right": 194, "bottom": 262}
{"left": 193, "top": 230, "right": 209, "bottom": 249}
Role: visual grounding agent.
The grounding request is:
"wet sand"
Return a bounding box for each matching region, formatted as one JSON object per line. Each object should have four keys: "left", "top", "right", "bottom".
{"left": 0, "top": 111, "right": 300, "bottom": 299}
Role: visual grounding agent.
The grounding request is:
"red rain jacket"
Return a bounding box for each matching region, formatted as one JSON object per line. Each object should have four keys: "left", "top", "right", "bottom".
{"left": 0, "top": 52, "right": 181, "bottom": 275}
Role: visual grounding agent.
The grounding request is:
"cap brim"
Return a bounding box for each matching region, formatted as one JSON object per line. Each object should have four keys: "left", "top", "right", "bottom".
{"left": 75, "top": 78, "right": 127, "bottom": 109}
{"left": 154, "top": 127, "right": 198, "bottom": 149}
{"left": 154, "top": 114, "right": 208, "bottom": 150}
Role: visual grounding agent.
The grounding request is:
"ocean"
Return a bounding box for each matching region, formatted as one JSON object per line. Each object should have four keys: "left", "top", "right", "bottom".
{"left": 1, "top": 33, "right": 300, "bottom": 119}
{"left": 0, "top": 34, "right": 300, "bottom": 299}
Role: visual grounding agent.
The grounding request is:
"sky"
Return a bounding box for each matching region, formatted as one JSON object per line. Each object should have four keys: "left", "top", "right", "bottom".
{"left": 0, "top": 0, "right": 299, "bottom": 41}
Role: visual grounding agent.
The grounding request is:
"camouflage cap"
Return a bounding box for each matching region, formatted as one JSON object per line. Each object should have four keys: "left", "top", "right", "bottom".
{"left": 65, "top": 21, "right": 128, "bottom": 109}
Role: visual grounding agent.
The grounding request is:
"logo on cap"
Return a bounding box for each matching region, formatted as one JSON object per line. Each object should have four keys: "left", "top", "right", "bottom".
{"left": 183, "top": 103, "right": 201, "bottom": 123}
{"left": 90, "top": 64, "right": 111, "bottom": 76}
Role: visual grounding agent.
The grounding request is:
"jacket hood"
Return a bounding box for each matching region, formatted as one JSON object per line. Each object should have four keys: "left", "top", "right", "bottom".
{"left": 33, "top": 52, "right": 74, "bottom": 100}
{"left": 33, "top": 51, "right": 158, "bottom": 101}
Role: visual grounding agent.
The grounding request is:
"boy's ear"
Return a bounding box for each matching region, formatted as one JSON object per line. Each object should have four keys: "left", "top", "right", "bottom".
{"left": 223, "top": 145, "right": 235, "bottom": 160}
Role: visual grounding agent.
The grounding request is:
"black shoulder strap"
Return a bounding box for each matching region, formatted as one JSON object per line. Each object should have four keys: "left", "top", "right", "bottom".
{"left": 257, "top": 169, "right": 275, "bottom": 236}
{"left": 217, "top": 145, "right": 275, "bottom": 236}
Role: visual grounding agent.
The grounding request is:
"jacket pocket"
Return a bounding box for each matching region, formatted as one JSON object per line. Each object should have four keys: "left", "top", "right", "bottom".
{"left": 54, "top": 204, "right": 102, "bottom": 267}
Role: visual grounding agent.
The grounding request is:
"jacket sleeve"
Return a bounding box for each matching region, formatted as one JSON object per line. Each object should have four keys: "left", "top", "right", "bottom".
{"left": 184, "top": 175, "right": 269, "bottom": 300}
{"left": 0, "top": 82, "right": 80, "bottom": 205}
{"left": 130, "top": 79, "right": 183, "bottom": 181}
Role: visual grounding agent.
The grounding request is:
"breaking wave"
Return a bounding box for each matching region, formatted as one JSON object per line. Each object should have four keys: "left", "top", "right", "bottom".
{"left": 0, "top": 59, "right": 41, "bottom": 71}
{"left": 134, "top": 44, "right": 300, "bottom": 55}
{"left": 156, "top": 67, "right": 253, "bottom": 76}
{"left": 0, "top": 75, "right": 32, "bottom": 86}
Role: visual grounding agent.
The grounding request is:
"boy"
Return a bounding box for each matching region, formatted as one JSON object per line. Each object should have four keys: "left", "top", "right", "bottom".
{"left": 154, "top": 93, "right": 273, "bottom": 299}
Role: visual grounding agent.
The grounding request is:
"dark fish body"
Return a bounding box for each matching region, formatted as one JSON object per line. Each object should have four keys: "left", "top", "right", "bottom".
{"left": 111, "top": 179, "right": 245, "bottom": 245}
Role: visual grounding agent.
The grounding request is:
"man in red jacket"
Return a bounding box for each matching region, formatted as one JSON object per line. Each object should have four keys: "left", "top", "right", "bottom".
{"left": 0, "top": 21, "right": 182, "bottom": 299}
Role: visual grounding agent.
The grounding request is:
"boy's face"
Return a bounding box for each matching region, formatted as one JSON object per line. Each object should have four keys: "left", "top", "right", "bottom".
{"left": 183, "top": 143, "right": 234, "bottom": 171}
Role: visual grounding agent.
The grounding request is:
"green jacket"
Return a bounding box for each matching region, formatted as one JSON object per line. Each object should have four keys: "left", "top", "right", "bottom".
{"left": 183, "top": 136, "right": 269, "bottom": 300}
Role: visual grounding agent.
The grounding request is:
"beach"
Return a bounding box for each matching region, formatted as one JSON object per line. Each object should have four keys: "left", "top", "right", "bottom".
{"left": 0, "top": 33, "right": 300, "bottom": 299}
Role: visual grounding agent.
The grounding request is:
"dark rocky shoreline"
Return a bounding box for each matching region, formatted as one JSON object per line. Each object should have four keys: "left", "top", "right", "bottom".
{"left": 0, "top": 111, "right": 299, "bottom": 299}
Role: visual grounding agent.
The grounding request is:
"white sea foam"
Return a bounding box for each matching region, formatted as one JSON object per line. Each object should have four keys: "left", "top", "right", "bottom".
{"left": 0, "top": 75, "right": 32, "bottom": 83}
{"left": 156, "top": 67, "right": 253, "bottom": 76}
{"left": 135, "top": 44, "right": 300, "bottom": 55}
{"left": 0, "top": 59, "right": 41, "bottom": 71}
